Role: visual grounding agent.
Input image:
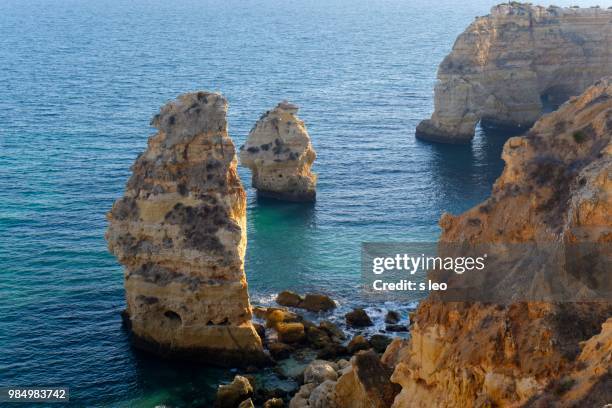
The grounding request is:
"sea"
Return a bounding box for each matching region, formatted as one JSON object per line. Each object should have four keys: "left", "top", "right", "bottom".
{"left": 0, "top": 0, "right": 605, "bottom": 406}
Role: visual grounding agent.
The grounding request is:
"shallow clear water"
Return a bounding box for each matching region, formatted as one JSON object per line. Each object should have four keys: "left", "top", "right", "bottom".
{"left": 1, "top": 0, "right": 605, "bottom": 406}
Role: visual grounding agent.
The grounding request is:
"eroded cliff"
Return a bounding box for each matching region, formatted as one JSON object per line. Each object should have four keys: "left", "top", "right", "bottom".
{"left": 417, "top": 3, "right": 612, "bottom": 143}
{"left": 106, "top": 92, "right": 266, "bottom": 366}
{"left": 391, "top": 78, "right": 612, "bottom": 406}
{"left": 239, "top": 101, "right": 317, "bottom": 202}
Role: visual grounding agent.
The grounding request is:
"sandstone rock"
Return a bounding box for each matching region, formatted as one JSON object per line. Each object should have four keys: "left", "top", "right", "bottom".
{"left": 347, "top": 335, "right": 370, "bottom": 354}
{"left": 254, "top": 323, "right": 266, "bottom": 340}
{"left": 369, "top": 334, "right": 392, "bottom": 353}
{"left": 237, "top": 398, "right": 255, "bottom": 408}
{"left": 304, "top": 360, "right": 339, "bottom": 385}
{"left": 384, "top": 310, "right": 400, "bottom": 325}
{"left": 266, "top": 309, "right": 301, "bottom": 328}
{"left": 380, "top": 338, "right": 408, "bottom": 370}
{"left": 305, "top": 326, "right": 332, "bottom": 349}
{"left": 526, "top": 317, "right": 612, "bottom": 407}
{"left": 336, "top": 359, "right": 350, "bottom": 370}
{"left": 391, "top": 79, "right": 612, "bottom": 407}
{"left": 385, "top": 324, "right": 407, "bottom": 333}
{"left": 416, "top": 4, "right": 612, "bottom": 143}
{"left": 275, "top": 291, "right": 335, "bottom": 312}
{"left": 240, "top": 101, "right": 317, "bottom": 201}
{"left": 289, "top": 383, "right": 316, "bottom": 408}
{"left": 263, "top": 398, "right": 285, "bottom": 408}
{"left": 276, "top": 291, "right": 303, "bottom": 308}
{"left": 215, "top": 375, "right": 253, "bottom": 408}
{"left": 106, "top": 91, "right": 265, "bottom": 366}
{"left": 308, "top": 380, "right": 337, "bottom": 408}
{"left": 333, "top": 350, "right": 401, "bottom": 408}
{"left": 276, "top": 322, "right": 305, "bottom": 344}
{"left": 316, "top": 344, "right": 347, "bottom": 361}
{"left": 319, "top": 320, "right": 345, "bottom": 341}
{"left": 345, "top": 308, "right": 373, "bottom": 327}
{"left": 268, "top": 342, "right": 294, "bottom": 361}
{"left": 301, "top": 293, "right": 336, "bottom": 312}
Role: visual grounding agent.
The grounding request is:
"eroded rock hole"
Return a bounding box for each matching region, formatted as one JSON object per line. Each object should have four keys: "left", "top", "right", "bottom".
{"left": 164, "top": 310, "right": 182, "bottom": 323}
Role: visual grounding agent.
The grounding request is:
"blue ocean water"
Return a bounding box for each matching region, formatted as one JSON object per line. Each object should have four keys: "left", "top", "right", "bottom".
{"left": 1, "top": 0, "right": 605, "bottom": 406}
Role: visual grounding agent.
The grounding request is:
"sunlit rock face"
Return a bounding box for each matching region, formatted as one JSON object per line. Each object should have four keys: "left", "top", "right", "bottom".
{"left": 239, "top": 101, "right": 317, "bottom": 202}
{"left": 106, "top": 92, "right": 266, "bottom": 367}
{"left": 417, "top": 3, "right": 612, "bottom": 143}
{"left": 391, "top": 79, "right": 612, "bottom": 407}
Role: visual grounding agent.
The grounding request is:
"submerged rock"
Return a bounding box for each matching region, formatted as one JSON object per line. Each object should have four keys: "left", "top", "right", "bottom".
{"left": 345, "top": 308, "right": 373, "bottom": 327}
{"left": 416, "top": 4, "right": 612, "bottom": 143}
{"left": 384, "top": 310, "right": 400, "bottom": 325}
{"left": 106, "top": 92, "right": 266, "bottom": 366}
{"left": 240, "top": 101, "right": 317, "bottom": 202}
{"left": 215, "top": 375, "right": 253, "bottom": 408}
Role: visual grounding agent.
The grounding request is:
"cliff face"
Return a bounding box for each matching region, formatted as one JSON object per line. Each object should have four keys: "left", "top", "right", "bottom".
{"left": 239, "top": 101, "right": 317, "bottom": 202}
{"left": 391, "top": 79, "right": 612, "bottom": 406}
{"left": 417, "top": 3, "right": 612, "bottom": 143}
{"left": 106, "top": 92, "right": 266, "bottom": 366}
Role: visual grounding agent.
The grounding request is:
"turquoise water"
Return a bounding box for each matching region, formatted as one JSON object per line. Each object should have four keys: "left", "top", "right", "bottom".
{"left": 1, "top": 0, "right": 604, "bottom": 406}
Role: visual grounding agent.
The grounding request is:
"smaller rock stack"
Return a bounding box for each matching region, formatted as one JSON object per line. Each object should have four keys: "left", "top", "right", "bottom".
{"left": 240, "top": 101, "right": 317, "bottom": 202}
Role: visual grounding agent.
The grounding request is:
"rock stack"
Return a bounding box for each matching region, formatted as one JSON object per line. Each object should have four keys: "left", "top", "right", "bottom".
{"left": 106, "top": 91, "right": 266, "bottom": 367}
{"left": 240, "top": 101, "right": 317, "bottom": 202}
{"left": 417, "top": 4, "right": 612, "bottom": 143}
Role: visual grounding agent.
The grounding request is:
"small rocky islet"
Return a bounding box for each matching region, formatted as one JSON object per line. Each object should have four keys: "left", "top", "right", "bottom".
{"left": 215, "top": 290, "right": 410, "bottom": 408}
{"left": 106, "top": 3, "right": 612, "bottom": 407}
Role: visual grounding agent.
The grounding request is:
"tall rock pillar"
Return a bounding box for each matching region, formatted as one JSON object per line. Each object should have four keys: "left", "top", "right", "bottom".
{"left": 106, "top": 92, "right": 266, "bottom": 366}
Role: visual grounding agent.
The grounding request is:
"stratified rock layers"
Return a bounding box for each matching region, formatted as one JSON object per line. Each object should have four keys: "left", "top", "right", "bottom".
{"left": 417, "top": 3, "right": 612, "bottom": 143}
{"left": 240, "top": 101, "right": 317, "bottom": 202}
{"left": 391, "top": 79, "right": 612, "bottom": 406}
{"left": 106, "top": 92, "right": 265, "bottom": 366}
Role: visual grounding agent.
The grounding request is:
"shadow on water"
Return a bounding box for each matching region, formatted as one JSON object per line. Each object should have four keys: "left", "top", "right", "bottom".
{"left": 245, "top": 196, "right": 318, "bottom": 295}
{"left": 127, "top": 343, "right": 231, "bottom": 408}
{"left": 419, "top": 123, "right": 525, "bottom": 216}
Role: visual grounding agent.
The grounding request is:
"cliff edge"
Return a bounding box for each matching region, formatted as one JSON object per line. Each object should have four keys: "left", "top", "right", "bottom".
{"left": 417, "top": 3, "right": 612, "bottom": 143}
{"left": 392, "top": 78, "right": 612, "bottom": 406}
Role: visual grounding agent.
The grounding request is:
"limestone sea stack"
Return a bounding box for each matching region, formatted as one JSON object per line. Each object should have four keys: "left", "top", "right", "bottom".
{"left": 416, "top": 3, "right": 612, "bottom": 143}
{"left": 389, "top": 79, "right": 612, "bottom": 406}
{"left": 106, "top": 92, "right": 266, "bottom": 367}
{"left": 239, "top": 101, "right": 317, "bottom": 202}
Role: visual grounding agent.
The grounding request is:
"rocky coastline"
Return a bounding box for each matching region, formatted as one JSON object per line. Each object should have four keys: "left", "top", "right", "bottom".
{"left": 417, "top": 3, "right": 612, "bottom": 143}
{"left": 105, "top": 5, "right": 611, "bottom": 406}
